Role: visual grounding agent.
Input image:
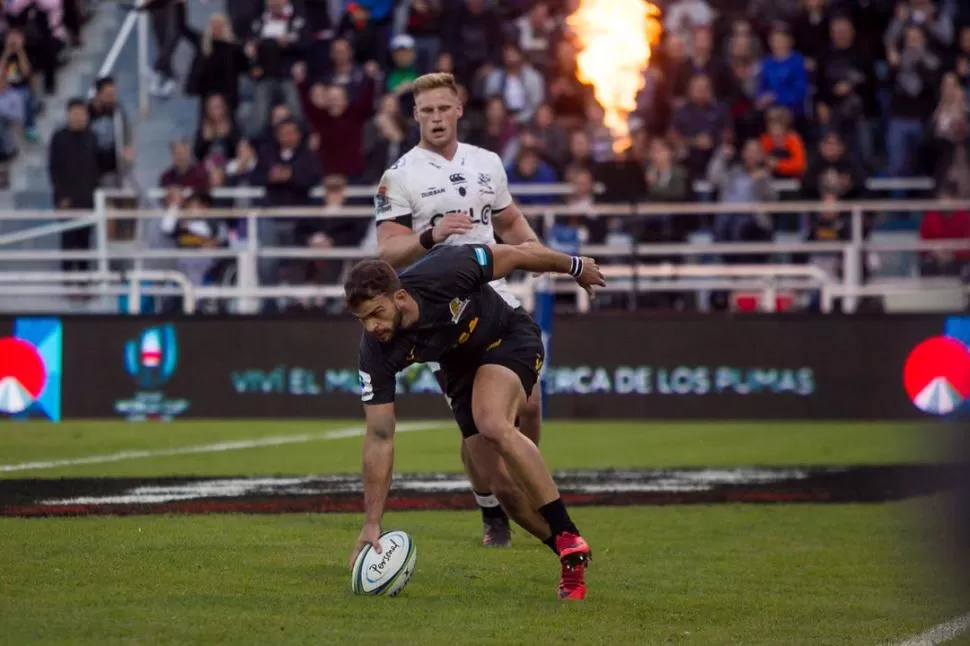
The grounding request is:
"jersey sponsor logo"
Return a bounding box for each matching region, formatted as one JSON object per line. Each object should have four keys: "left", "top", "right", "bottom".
{"left": 374, "top": 184, "right": 391, "bottom": 214}
{"left": 430, "top": 206, "right": 491, "bottom": 228}
{"left": 420, "top": 188, "right": 445, "bottom": 198}
{"left": 473, "top": 247, "right": 488, "bottom": 267}
{"left": 406, "top": 346, "right": 416, "bottom": 362}
{"left": 358, "top": 370, "right": 374, "bottom": 402}
{"left": 448, "top": 297, "right": 470, "bottom": 323}
{"left": 449, "top": 173, "right": 466, "bottom": 184}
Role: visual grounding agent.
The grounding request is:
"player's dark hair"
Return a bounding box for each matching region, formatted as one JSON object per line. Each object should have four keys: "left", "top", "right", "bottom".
{"left": 344, "top": 260, "right": 402, "bottom": 309}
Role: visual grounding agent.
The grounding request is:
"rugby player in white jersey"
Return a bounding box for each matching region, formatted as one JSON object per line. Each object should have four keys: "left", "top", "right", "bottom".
{"left": 372, "top": 72, "right": 546, "bottom": 549}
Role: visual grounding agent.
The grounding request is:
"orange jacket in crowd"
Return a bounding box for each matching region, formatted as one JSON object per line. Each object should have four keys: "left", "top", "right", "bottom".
{"left": 760, "top": 132, "right": 806, "bottom": 178}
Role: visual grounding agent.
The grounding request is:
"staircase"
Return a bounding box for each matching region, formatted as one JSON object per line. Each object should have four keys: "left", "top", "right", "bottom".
{"left": 0, "top": 0, "right": 223, "bottom": 313}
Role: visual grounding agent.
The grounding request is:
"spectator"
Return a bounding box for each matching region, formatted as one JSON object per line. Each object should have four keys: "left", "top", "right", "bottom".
{"left": 88, "top": 76, "right": 133, "bottom": 188}
{"left": 483, "top": 41, "right": 545, "bottom": 125}
{"left": 669, "top": 73, "right": 731, "bottom": 178}
{"left": 245, "top": 0, "right": 308, "bottom": 136}
{"left": 933, "top": 72, "right": 969, "bottom": 139}
{"left": 194, "top": 94, "right": 241, "bottom": 167}
{"left": 515, "top": 1, "right": 555, "bottom": 74}
{"left": 447, "top": 0, "right": 503, "bottom": 83}
{"left": 802, "top": 129, "right": 867, "bottom": 199}
{"left": 761, "top": 106, "right": 807, "bottom": 178}
{"left": 644, "top": 137, "right": 690, "bottom": 203}
{"left": 919, "top": 181, "right": 970, "bottom": 277}
{"left": 48, "top": 98, "right": 99, "bottom": 273}
{"left": 0, "top": 29, "right": 35, "bottom": 141}
{"left": 953, "top": 24, "right": 970, "bottom": 96}
{"left": 224, "top": 138, "right": 260, "bottom": 235}
{"left": 301, "top": 0, "right": 337, "bottom": 84}
{"left": 184, "top": 12, "right": 248, "bottom": 117}
{"left": 563, "top": 128, "right": 594, "bottom": 172}
{"left": 546, "top": 39, "right": 591, "bottom": 128}
{"left": 584, "top": 101, "right": 615, "bottom": 162}
{"left": 160, "top": 137, "right": 209, "bottom": 193}
{"left": 815, "top": 15, "right": 874, "bottom": 160}
{"left": 469, "top": 96, "right": 518, "bottom": 164}
{"left": 506, "top": 141, "right": 558, "bottom": 204}
{"left": 227, "top": 0, "right": 263, "bottom": 42}
{"left": 362, "top": 93, "right": 408, "bottom": 184}
{"left": 643, "top": 136, "right": 692, "bottom": 242}
{"left": 792, "top": 0, "right": 830, "bottom": 73}
{"left": 324, "top": 37, "right": 367, "bottom": 100}
{"left": 706, "top": 138, "right": 778, "bottom": 245}
{"left": 294, "top": 60, "right": 376, "bottom": 181}
{"left": 660, "top": 33, "right": 691, "bottom": 107}
{"left": 804, "top": 191, "right": 851, "bottom": 286}
{"left": 560, "top": 164, "right": 606, "bottom": 245}
{"left": 670, "top": 27, "right": 718, "bottom": 105}
{"left": 716, "top": 33, "right": 762, "bottom": 143}
{"left": 526, "top": 103, "right": 568, "bottom": 172}
{"left": 932, "top": 113, "right": 970, "bottom": 198}
{"left": 885, "top": 0, "right": 953, "bottom": 53}
{"left": 756, "top": 25, "right": 808, "bottom": 123}
{"left": 886, "top": 25, "right": 941, "bottom": 180}
{"left": 0, "top": 74, "right": 22, "bottom": 160}
{"left": 335, "top": 1, "right": 385, "bottom": 65}
{"left": 394, "top": 0, "right": 444, "bottom": 74}
{"left": 663, "top": 0, "right": 715, "bottom": 46}
{"left": 311, "top": 174, "right": 370, "bottom": 260}
{"left": 159, "top": 188, "right": 228, "bottom": 287}
{"left": 144, "top": 0, "right": 189, "bottom": 98}
{"left": 253, "top": 117, "right": 321, "bottom": 295}
{"left": 5, "top": 0, "right": 65, "bottom": 95}
{"left": 256, "top": 103, "right": 295, "bottom": 149}
{"left": 385, "top": 34, "right": 419, "bottom": 95}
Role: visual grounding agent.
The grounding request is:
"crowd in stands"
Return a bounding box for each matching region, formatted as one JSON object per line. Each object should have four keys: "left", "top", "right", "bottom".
{"left": 0, "top": 0, "right": 92, "bottom": 161}
{"left": 42, "top": 0, "right": 970, "bottom": 310}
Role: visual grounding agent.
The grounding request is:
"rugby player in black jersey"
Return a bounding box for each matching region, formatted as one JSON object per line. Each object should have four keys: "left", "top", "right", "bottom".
{"left": 346, "top": 242, "right": 605, "bottom": 600}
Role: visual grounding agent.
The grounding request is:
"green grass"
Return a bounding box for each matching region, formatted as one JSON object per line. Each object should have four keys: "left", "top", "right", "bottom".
{"left": 0, "top": 420, "right": 954, "bottom": 479}
{"left": 0, "top": 419, "right": 965, "bottom": 645}
{"left": 0, "top": 504, "right": 961, "bottom": 646}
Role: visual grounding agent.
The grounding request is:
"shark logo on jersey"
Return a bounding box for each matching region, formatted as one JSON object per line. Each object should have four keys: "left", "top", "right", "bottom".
{"left": 449, "top": 297, "right": 470, "bottom": 324}
{"left": 478, "top": 173, "right": 494, "bottom": 195}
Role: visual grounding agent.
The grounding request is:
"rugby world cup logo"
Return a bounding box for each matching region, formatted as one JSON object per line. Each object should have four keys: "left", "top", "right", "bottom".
{"left": 903, "top": 317, "right": 970, "bottom": 416}
{"left": 125, "top": 325, "right": 178, "bottom": 389}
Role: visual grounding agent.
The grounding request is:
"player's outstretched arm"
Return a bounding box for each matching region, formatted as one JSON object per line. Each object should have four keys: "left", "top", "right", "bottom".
{"left": 377, "top": 215, "right": 473, "bottom": 268}
{"left": 487, "top": 243, "right": 606, "bottom": 293}
{"left": 350, "top": 402, "right": 397, "bottom": 567}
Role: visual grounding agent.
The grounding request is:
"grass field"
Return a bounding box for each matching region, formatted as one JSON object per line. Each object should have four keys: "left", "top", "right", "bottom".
{"left": 0, "top": 419, "right": 966, "bottom": 645}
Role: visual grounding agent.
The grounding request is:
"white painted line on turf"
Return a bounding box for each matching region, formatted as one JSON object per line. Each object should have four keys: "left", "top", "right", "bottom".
{"left": 0, "top": 422, "right": 448, "bottom": 473}
{"left": 892, "top": 613, "right": 970, "bottom": 646}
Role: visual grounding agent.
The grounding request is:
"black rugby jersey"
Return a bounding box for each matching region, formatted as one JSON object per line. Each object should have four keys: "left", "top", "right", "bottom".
{"left": 357, "top": 244, "right": 515, "bottom": 405}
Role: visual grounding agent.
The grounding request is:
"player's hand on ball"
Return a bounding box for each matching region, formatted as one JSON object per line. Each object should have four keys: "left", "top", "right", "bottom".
{"left": 576, "top": 256, "right": 606, "bottom": 297}
{"left": 432, "top": 212, "right": 474, "bottom": 243}
{"left": 349, "top": 522, "right": 382, "bottom": 569}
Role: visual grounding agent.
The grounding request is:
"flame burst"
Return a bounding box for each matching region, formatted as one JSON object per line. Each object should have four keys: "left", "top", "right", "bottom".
{"left": 567, "top": 0, "right": 663, "bottom": 153}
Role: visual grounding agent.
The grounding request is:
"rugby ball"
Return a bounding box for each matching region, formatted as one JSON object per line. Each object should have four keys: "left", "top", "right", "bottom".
{"left": 351, "top": 530, "right": 417, "bottom": 597}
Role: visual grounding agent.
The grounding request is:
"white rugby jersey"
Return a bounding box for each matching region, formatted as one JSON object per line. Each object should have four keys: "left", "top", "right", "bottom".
{"left": 374, "top": 142, "right": 521, "bottom": 308}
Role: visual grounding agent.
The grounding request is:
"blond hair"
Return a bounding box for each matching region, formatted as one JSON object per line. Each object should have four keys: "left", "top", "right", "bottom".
{"left": 412, "top": 73, "right": 460, "bottom": 98}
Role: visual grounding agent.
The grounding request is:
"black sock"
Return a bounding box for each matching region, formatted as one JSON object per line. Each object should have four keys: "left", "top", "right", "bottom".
{"left": 538, "top": 498, "right": 579, "bottom": 537}
{"left": 542, "top": 536, "right": 559, "bottom": 555}
{"left": 474, "top": 491, "right": 508, "bottom": 521}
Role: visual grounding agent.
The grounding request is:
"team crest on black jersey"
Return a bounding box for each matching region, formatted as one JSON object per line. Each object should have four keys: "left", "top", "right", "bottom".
{"left": 449, "top": 297, "right": 470, "bottom": 323}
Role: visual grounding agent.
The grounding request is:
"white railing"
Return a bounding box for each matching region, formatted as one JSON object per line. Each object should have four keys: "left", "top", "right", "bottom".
{"left": 91, "top": 0, "right": 150, "bottom": 118}
{"left": 0, "top": 186, "right": 966, "bottom": 314}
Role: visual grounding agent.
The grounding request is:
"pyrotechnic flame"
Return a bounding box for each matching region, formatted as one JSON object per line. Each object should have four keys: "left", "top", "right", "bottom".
{"left": 567, "top": 0, "right": 663, "bottom": 153}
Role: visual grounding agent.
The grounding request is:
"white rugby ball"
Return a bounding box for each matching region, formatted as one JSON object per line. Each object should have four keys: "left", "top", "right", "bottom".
{"left": 351, "top": 530, "right": 417, "bottom": 597}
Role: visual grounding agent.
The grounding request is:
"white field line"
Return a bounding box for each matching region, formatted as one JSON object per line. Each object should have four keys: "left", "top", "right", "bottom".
{"left": 891, "top": 613, "right": 970, "bottom": 646}
{"left": 0, "top": 422, "right": 448, "bottom": 473}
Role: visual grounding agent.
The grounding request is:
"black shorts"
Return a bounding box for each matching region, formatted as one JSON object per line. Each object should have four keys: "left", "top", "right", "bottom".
{"left": 433, "top": 309, "right": 544, "bottom": 438}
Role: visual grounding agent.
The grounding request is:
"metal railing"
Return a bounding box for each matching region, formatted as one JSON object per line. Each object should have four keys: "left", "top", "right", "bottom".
{"left": 0, "top": 185, "right": 966, "bottom": 314}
